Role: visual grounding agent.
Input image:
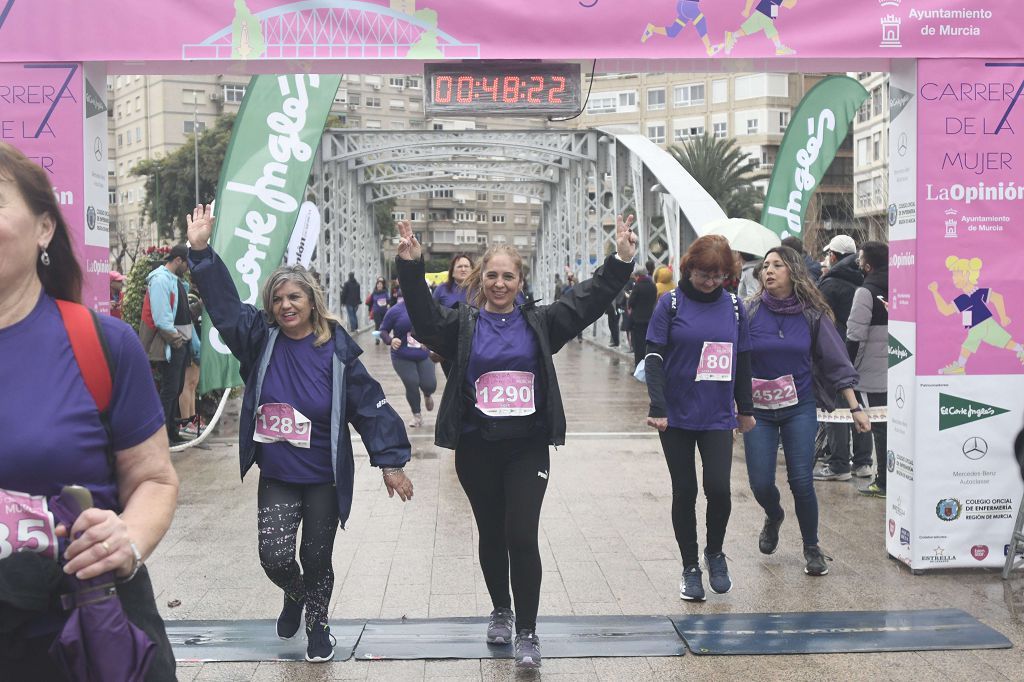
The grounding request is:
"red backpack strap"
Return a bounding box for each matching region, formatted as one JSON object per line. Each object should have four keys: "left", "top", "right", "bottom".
{"left": 56, "top": 300, "right": 113, "bottom": 413}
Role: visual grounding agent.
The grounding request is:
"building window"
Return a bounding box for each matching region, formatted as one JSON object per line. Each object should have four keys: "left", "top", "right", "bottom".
{"left": 746, "top": 118, "right": 760, "bottom": 135}
{"left": 349, "top": 93, "right": 361, "bottom": 105}
{"left": 407, "top": 77, "right": 421, "bottom": 89}
{"left": 126, "top": 130, "right": 132, "bottom": 145}
{"left": 116, "top": 105, "right": 121, "bottom": 120}
{"left": 183, "top": 120, "right": 207, "bottom": 134}
{"left": 117, "top": 134, "right": 123, "bottom": 147}
{"left": 673, "top": 124, "right": 704, "bottom": 142}
{"left": 492, "top": 193, "right": 506, "bottom": 202}
{"left": 713, "top": 121, "right": 727, "bottom": 139}
{"left": 857, "top": 137, "right": 870, "bottom": 166}
{"left": 872, "top": 176, "right": 883, "bottom": 205}
{"left": 433, "top": 230, "right": 455, "bottom": 243}
{"left": 647, "top": 124, "right": 666, "bottom": 144}
{"left": 135, "top": 96, "right": 141, "bottom": 112}
{"left": 871, "top": 87, "right": 882, "bottom": 118}
{"left": 618, "top": 91, "right": 637, "bottom": 109}
{"left": 647, "top": 88, "right": 666, "bottom": 111}
{"left": 391, "top": 211, "right": 407, "bottom": 221}
{"left": 587, "top": 94, "right": 618, "bottom": 113}
{"left": 223, "top": 84, "right": 246, "bottom": 103}
{"left": 366, "top": 96, "right": 382, "bottom": 108}
{"left": 432, "top": 189, "right": 454, "bottom": 198}
{"left": 778, "top": 111, "right": 789, "bottom": 132}
{"left": 674, "top": 83, "right": 705, "bottom": 107}
{"left": 492, "top": 234, "right": 507, "bottom": 244}
{"left": 410, "top": 211, "right": 425, "bottom": 221}
{"left": 182, "top": 89, "right": 204, "bottom": 104}
{"left": 389, "top": 99, "right": 405, "bottom": 109}
{"left": 856, "top": 179, "right": 872, "bottom": 209}
{"left": 476, "top": 191, "right": 488, "bottom": 201}
{"left": 513, "top": 235, "right": 530, "bottom": 247}
{"left": 712, "top": 79, "right": 728, "bottom": 104}
{"left": 491, "top": 214, "right": 506, "bottom": 223}
{"left": 388, "top": 77, "right": 405, "bottom": 89}
{"left": 734, "top": 74, "right": 789, "bottom": 100}
{"left": 136, "top": 126, "right": 142, "bottom": 143}
{"left": 108, "top": 190, "right": 117, "bottom": 204}
{"left": 873, "top": 132, "right": 881, "bottom": 161}
{"left": 857, "top": 100, "right": 871, "bottom": 123}
{"left": 365, "top": 120, "right": 382, "bottom": 129}
{"left": 514, "top": 214, "right": 528, "bottom": 225}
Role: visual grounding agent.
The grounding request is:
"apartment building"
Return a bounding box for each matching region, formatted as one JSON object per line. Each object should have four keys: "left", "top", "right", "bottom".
{"left": 851, "top": 72, "right": 889, "bottom": 242}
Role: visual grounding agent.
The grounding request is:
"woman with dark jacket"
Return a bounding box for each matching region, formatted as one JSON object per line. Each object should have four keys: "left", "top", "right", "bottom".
{"left": 395, "top": 216, "right": 637, "bottom": 669}
{"left": 742, "top": 246, "right": 870, "bottom": 577}
{"left": 185, "top": 204, "right": 413, "bottom": 663}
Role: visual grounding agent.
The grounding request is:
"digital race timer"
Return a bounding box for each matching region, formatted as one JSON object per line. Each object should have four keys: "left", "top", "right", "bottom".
{"left": 424, "top": 62, "right": 582, "bottom": 117}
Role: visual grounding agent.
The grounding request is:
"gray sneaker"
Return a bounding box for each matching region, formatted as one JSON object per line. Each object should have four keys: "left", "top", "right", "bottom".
{"left": 804, "top": 545, "right": 833, "bottom": 576}
{"left": 486, "top": 607, "right": 514, "bottom": 645}
{"left": 703, "top": 551, "right": 732, "bottom": 594}
{"left": 679, "top": 565, "right": 706, "bottom": 601}
{"left": 813, "top": 464, "right": 852, "bottom": 481}
{"left": 852, "top": 464, "right": 873, "bottom": 478}
{"left": 514, "top": 630, "right": 541, "bottom": 668}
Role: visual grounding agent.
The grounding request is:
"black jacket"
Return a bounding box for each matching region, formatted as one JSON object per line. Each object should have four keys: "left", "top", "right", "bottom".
{"left": 397, "top": 254, "right": 633, "bottom": 449}
{"left": 818, "top": 253, "right": 863, "bottom": 336}
{"left": 341, "top": 277, "right": 361, "bottom": 307}
{"left": 628, "top": 275, "right": 657, "bottom": 324}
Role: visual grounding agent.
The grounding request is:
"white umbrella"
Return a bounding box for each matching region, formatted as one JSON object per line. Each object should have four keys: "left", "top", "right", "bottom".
{"left": 701, "top": 218, "right": 781, "bottom": 258}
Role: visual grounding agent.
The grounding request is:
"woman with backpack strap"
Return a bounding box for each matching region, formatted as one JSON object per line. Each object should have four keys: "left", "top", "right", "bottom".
{"left": 742, "top": 245, "right": 870, "bottom": 577}
{"left": 0, "top": 141, "right": 179, "bottom": 679}
{"left": 643, "top": 235, "right": 755, "bottom": 602}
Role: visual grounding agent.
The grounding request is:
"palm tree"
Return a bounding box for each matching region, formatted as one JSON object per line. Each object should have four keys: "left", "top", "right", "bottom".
{"left": 668, "top": 135, "right": 764, "bottom": 221}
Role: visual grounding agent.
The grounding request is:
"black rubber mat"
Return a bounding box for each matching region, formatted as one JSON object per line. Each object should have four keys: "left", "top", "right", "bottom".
{"left": 672, "top": 608, "right": 1012, "bottom": 655}
{"left": 166, "top": 620, "right": 365, "bottom": 662}
{"left": 353, "top": 615, "right": 686, "bottom": 660}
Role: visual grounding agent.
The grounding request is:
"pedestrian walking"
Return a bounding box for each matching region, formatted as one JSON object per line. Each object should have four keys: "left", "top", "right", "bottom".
{"left": 340, "top": 272, "right": 361, "bottom": 332}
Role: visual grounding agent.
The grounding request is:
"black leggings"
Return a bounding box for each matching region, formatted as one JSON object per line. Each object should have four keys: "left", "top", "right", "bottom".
{"left": 391, "top": 355, "right": 436, "bottom": 414}
{"left": 257, "top": 476, "right": 339, "bottom": 630}
{"left": 455, "top": 430, "right": 549, "bottom": 632}
{"left": 658, "top": 428, "right": 734, "bottom": 566}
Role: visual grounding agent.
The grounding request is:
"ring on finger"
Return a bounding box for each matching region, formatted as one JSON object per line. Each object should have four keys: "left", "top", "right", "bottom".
{"left": 101, "top": 540, "right": 111, "bottom": 554}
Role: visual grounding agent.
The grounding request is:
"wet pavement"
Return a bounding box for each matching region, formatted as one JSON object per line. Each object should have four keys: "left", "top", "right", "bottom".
{"left": 154, "top": 330, "right": 1024, "bottom": 680}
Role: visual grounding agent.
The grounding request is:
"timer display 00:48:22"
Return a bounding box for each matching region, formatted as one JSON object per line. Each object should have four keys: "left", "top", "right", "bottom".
{"left": 433, "top": 75, "right": 567, "bottom": 105}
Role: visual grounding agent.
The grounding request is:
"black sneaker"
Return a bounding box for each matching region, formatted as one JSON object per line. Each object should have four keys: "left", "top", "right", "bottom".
{"left": 276, "top": 593, "right": 304, "bottom": 639}
{"left": 759, "top": 511, "right": 785, "bottom": 555}
{"left": 486, "top": 607, "right": 514, "bottom": 645}
{"left": 514, "top": 629, "right": 541, "bottom": 668}
{"left": 803, "top": 545, "right": 832, "bottom": 576}
{"left": 304, "top": 624, "right": 336, "bottom": 663}
{"left": 679, "top": 565, "right": 705, "bottom": 601}
{"left": 703, "top": 551, "right": 732, "bottom": 594}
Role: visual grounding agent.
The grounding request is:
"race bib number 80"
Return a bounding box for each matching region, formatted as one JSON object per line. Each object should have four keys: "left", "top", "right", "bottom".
{"left": 254, "top": 403, "right": 312, "bottom": 448}
{"left": 696, "top": 341, "right": 733, "bottom": 382}
{"left": 475, "top": 371, "right": 536, "bottom": 417}
{"left": 0, "top": 488, "right": 58, "bottom": 560}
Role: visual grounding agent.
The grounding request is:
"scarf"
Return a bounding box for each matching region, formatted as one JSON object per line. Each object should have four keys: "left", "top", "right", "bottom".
{"left": 760, "top": 290, "right": 804, "bottom": 315}
{"left": 680, "top": 277, "right": 723, "bottom": 303}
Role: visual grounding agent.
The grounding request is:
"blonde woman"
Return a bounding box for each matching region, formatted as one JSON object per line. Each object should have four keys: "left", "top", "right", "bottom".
{"left": 929, "top": 255, "right": 1024, "bottom": 374}
{"left": 185, "top": 204, "right": 413, "bottom": 663}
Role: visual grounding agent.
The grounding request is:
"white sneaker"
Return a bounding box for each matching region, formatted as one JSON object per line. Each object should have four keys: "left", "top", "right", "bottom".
{"left": 853, "top": 465, "right": 873, "bottom": 478}
{"left": 407, "top": 414, "right": 422, "bottom": 428}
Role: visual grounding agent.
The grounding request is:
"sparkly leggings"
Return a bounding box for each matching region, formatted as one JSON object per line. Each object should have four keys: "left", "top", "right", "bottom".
{"left": 257, "top": 476, "right": 339, "bottom": 629}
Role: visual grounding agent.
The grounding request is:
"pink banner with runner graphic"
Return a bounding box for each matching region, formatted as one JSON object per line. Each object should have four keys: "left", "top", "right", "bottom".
{"left": 0, "top": 1, "right": 1019, "bottom": 64}
{"left": 917, "top": 59, "right": 1024, "bottom": 377}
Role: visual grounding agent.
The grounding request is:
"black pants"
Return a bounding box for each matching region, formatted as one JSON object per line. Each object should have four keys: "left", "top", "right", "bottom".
{"left": 858, "top": 391, "right": 888, "bottom": 488}
{"left": 257, "top": 476, "right": 339, "bottom": 630}
{"left": 632, "top": 319, "right": 650, "bottom": 371}
{"left": 825, "top": 390, "right": 873, "bottom": 474}
{"left": 607, "top": 311, "right": 620, "bottom": 346}
{"left": 455, "top": 430, "right": 549, "bottom": 632}
{"left": 659, "top": 428, "right": 733, "bottom": 566}
{"left": 157, "top": 343, "right": 188, "bottom": 438}
{"left": 391, "top": 355, "right": 436, "bottom": 414}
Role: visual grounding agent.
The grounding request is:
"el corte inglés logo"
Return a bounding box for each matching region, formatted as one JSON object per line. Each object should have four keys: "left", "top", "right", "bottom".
{"left": 888, "top": 334, "right": 912, "bottom": 368}
{"left": 938, "top": 393, "right": 1009, "bottom": 431}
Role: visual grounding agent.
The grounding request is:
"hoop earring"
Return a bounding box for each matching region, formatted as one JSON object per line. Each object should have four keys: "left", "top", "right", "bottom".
{"left": 40, "top": 248, "right": 51, "bottom": 267}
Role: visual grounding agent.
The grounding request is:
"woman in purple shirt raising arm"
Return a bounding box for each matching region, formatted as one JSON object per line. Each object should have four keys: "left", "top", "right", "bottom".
{"left": 395, "top": 216, "right": 637, "bottom": 670}
{"left": 742, "top": 246, "right": 870, "bottom": 577}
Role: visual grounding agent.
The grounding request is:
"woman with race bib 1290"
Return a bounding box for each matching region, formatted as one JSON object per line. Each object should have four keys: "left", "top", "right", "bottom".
{"left": 742, "top": 245, "right": 869, "bottom": 577}
{"left": 395, "top": 216, "right": 637, "bottom": 670}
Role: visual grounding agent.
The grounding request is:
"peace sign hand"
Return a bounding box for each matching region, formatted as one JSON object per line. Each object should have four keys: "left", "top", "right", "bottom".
{"left": 396, "top": 220, "right": 421, "bottom": 261}
{"left": 186, "top": 203, "right": 215, "bottom": 251}
{"left": 615, "top": 214, "right": 638, "bottom": 262}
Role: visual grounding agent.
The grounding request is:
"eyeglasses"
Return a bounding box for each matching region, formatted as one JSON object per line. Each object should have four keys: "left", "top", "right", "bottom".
{"left": 692, "top": 270, "right": 728, "bottom": 284}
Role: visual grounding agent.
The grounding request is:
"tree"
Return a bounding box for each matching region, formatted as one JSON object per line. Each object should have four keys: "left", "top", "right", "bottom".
{"left": 132, "top": 114, "right": 236, "bottom": 241}
{"left": 668, "top": 135, "right": 765, "bottom": 222}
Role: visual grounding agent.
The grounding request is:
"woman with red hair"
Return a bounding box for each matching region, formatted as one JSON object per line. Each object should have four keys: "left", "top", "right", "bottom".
{"left": 643, "top": 235, "right": 755, "bottom": 602}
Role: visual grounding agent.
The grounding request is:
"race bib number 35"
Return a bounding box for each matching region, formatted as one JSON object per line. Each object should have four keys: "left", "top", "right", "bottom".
{"left": 752, "top": 375, "right": 799, "bottom": 410}
{"left": 696, "top": 341, "right": 733, "bottom": 382}
{"left": 255, "top": 403, "right": 312, "bottom": 448}
{"left": 475, "top": 371, "right": 536, "bottom": 417}
{"left": 0, "top": 488, "right": 58, "bottom": 560}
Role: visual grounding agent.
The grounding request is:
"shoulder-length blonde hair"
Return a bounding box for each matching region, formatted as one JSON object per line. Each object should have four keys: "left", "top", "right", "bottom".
{"left": 260, "top": 265, "right": 343, "bottom": 346}
{"left": 756, "top": 246, "right": 835, "bottom": 321}
{"left": 460, "top": 244, "right": 524, "bottom": 308}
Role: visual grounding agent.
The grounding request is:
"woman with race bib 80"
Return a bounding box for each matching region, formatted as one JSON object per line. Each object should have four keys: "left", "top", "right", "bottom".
{"left": 185, "top": 204, "right": 414, "bottom": 664}
{"left": 643, "top": 235, "right": 756, "bottom": 602}
{"left": 395, "top": 216, "right": 637, "bottom": 670}
{"left": 743, "top": 245, "right": 869, "bottom": 577}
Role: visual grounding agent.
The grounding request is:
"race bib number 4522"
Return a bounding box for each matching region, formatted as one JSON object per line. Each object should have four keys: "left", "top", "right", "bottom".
{"left": 475, "top": 371, "right": 536, "bottom": 417}
{"left": 254, "top": 403, "right": 312, "bottom": 448}
{"left": 752, "top": 375, "right": 799, "bottom": 410}
{"left": 0, "top": 488, "right": 58, "bottom": 560}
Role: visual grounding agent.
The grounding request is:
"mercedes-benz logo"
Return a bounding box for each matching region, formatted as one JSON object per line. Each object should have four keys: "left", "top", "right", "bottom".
{"left": 895, "top": 385, "right": 906, "bottom": 409}
{"left": 93, "top": 137, "right": 103, "bottom": 161}
{"left": 962, "top": 436, "right": 988, "bottom": 461}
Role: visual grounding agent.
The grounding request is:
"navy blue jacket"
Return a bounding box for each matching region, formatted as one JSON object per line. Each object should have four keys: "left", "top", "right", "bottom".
{"left": 189, "top": 247, "right": 411, "bottom": 527}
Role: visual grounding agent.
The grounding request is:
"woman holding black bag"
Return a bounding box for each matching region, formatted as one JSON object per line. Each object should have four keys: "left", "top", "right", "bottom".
{"left": 396, "top": 215, "right": 637, "bottom": 669}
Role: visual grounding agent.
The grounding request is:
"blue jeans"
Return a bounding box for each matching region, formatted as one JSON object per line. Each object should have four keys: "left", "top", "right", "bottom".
{"left": 345, "top": 304, "right": 359, "bottom": 331}
{"left": 743, "top": 400, "right": 820, "bottom": 547}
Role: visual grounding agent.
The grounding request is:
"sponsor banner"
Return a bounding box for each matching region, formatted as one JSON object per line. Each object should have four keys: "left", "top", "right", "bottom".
{"left": 0, "top": 1, "right": 1021, "bottom": 63}
{"left": 0, "top": 61, "right": 108, "bottom": 311}
{"left": 198, "top": 73, "right": 343, "bottom": 394}
{"left": 888, "top": 240, "right": 916, "bottom": 322}
{"left": 815, "top": 407, "right": 887, "bottom": 423}
{"left": 285, "top": 201, "right": 321, "bottom": 268}
{"left": 762, "top": 76, "right": 867, "bottom": 238}
{"left": 917, "top": 60, "right": 1024, "bottom": 377}
{"left": 888, "top": 60, "right": 918, "bottom": 242}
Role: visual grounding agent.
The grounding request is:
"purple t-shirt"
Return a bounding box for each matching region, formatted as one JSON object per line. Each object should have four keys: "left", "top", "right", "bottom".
{"left": 465, "top": 307, "right": 543, "bottom": 424}
{"left": 433, "top": 281, "right": 467, "bottom": 309}
{"left": 0, "top": 293, "right": 165, "bottom": 512}
{"left": 380, "top": 301, "right": 429, "bottom": 361}
{"left": 748, "top": 305, "right": 815, "bottom": 407}
{"left": 954, "top": 288, "right": 992, "bottom": 328}
{"left": 646, "top": 289, "right": 751, "bottom": 430}
{"left": 370, "top": 290, "right": 390, "bottom": 317}
{"left": 256, "top": 333, "right": 335, "bottom": 484}
{"left": 756, "top": 0, "right": 783, "bottom": 17}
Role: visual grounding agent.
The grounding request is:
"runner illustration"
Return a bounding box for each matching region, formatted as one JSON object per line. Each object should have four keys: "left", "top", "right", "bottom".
{"left": 720, "top": 0, "right": 799, "bottom": 56}
{"left": 641, "top": 1, "right": 721, "bottom": 56}
{"left": 928, "top": 255, "right": 1024, "bottom": 374}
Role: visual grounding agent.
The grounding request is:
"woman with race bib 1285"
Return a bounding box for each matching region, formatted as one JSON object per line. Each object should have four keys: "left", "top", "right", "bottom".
{"left": 742, "top": 245, "right": 869, "bottom": 577}
{"left": 395, "top": 216, "right": 636, "bottom": 670}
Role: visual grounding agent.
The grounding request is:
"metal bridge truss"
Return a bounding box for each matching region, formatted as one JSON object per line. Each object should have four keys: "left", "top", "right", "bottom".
{"left": 312, "top": 129, "right": 690, "bottom": 343}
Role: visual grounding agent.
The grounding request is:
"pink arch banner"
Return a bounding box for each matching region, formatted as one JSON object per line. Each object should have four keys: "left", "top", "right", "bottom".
{"left": 0, "top": 0, "right": 1018, "bottom": 64}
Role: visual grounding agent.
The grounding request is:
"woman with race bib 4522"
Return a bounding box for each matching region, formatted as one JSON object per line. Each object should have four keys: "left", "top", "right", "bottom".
{"left": 395, "top": 216, "right": 637, "bottom": 670}
{"left": 743, "top": 246, "right": 869, "bottom": 577}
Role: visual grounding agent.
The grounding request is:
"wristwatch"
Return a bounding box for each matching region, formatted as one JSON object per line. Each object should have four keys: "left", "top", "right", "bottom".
{"left": 849, "top": 406, "right": 863, "bottom": 414}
